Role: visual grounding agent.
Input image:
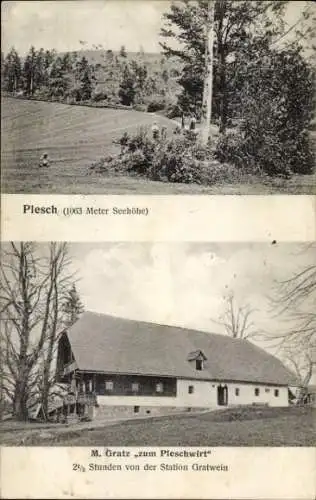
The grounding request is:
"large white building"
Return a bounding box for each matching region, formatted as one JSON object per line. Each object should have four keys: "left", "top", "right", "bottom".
{"left": 56, "top": 312, "right": 295, "bottom": 419}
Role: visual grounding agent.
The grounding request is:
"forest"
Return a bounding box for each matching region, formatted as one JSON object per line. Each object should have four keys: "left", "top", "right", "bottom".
{"left": 1, "top": 45, "right": 179, "bottom": 113}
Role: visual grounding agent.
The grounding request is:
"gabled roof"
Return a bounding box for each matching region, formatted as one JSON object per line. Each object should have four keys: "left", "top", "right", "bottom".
{"left": 63, "top": 312, "right": 295, "bottom": 386}
{"left": 187, "top": 350, "right": 207, "bottom": 361}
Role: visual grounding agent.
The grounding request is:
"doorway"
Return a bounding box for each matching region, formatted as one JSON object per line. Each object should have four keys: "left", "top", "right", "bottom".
{"left": 217, "top": 384, "right": 228, "bottom": 406}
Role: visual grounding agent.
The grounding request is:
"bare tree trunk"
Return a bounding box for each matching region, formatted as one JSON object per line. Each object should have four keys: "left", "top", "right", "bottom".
{"left": 218, "top": 50, "right": 228, "bottom": 134}
{"left": 1, "top": 242, "right": 72, "bottom": 421}
{"left": 40, "top": 243, "right": 70, "bottom": 420}
{"left": 13, "top": 379, "right": 29, "bottom": 420}
{"left": 201, "top": 0, "right": 215, "bottom": 146}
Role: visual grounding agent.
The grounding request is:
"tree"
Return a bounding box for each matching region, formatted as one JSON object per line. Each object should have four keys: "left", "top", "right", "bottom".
{"left": 118, "top": 65, "right": 136, "bottom": 105}
{"left": 74, "top": 56, "right": 93, "bottom": 101}
{"left": 282, "top": 342, "right": 313, "bottom": 393}
{"left": 48, "top": 57, "right": 71, "bottom": 99}
{"left": 78, "top": 69, "right": 92, "bottom": 100}
{"left": 3, "top": 47, "right": 22, "bottom": 93}
{"left": 61, "top": 52, "right": 73, "bottom": 73}
{"left": 270, "top": 252, "right": 316, "bottom": 397}
{"left": 161, "top": 69, "right": 169, "bottom": 84}
{"left": 214, "top": 293, "right": 259, "bottom": 339}
{"left": 62, "top": 284, "right": 84, "bottom": 327}
{"left": 0, "top": 243, "right": 73, "bottom": 420}
{"left": 33, "top": 48, "right": 46, "bottom": 92}
{"left": 160, "top": 1, "right": 290, "bottom": 132}
{"left": 215, "top": 43, "right": 314, "bottom": 176}
{"left": 119, "top": 45, "right": 127, "bottom": 58}
{"left": 130, "top": 60, "right": 148, "bottom": 92}
{"left": 201, "top": 0, "right": 215, "bottom": 144}
{"left": 271, "top": 261, "right": 316, "bottom": 350}
{"left": 22, "top": 46, "right": 37, "bottom": 95}
{"left": 37, "top": 244, "right": 73, "bottom": 419}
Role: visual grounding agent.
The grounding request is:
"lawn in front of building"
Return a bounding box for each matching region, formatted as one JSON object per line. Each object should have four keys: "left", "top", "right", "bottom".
{"left": 1, "top": 405, "right": 314, "bottom": 446}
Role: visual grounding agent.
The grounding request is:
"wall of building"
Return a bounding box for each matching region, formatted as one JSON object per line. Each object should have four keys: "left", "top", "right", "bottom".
{"left": 178, "top": 379, "right": 288, "bottom": 407}
{"left": 97, "top": 379, "right": 288, "bottom": 408}
{"left": 96, "top": 373, "right": 176, "bottom": 397}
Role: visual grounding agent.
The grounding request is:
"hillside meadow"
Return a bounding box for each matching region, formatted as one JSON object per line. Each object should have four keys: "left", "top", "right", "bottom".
{"left": 2, "top": 97, "right": 315, "bottom": 194}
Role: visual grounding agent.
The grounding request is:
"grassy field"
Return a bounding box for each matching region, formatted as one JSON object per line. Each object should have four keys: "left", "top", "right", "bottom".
{"left": 2, "top": 97, "right": 315, "bottom": 194}
{"left": 1, "top": 97, "right": 173, "bottom": 194}
{"left": 1, "top": 406, "right": 314, "bottom": 446}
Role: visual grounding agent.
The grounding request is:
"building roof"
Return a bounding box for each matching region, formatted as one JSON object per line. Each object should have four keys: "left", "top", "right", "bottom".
{"left": 64, "top": 312, "right": 295, "bottom": 386}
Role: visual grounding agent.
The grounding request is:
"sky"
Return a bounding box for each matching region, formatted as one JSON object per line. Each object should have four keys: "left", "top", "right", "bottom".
{"left": 67, "top": 242, "right": 315, "bottom": 351}
{"left": 1, "top": 0, "right": 311, "bottom": 56}
{"left": 2, "top": 242, "right": 314, "bottom": 368}
{"left": 2, "top": 1, "right": 171, "bottom": 55}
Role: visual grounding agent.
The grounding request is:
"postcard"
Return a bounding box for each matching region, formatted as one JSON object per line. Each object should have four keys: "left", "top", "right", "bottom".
{"left": 1, "top": 1, "right": 315, "bottom": 499}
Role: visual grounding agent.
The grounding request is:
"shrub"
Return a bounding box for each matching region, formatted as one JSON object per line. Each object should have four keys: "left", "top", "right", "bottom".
{"left": 165, "top": 103, "right": 183, "bottom": 119}
{"left": 133, "top": 103, "right": 147, "bottom": 112}
{"left": 215, "top": 132, "right": 256, "bottom": 172}
{"left": 90, "top": 128, "right": 248, "bottom": 186}
{"left": 113, "top": 127, "right": 156, "bottom": 175}
{"left": 221, "top": 47, "right": 316, "bottom": 177}
{"left": 92, "top": 91, "right": 108, "bottom": 102}
{"left": 215, "top": 127, "right": 314, "bottom": 178}
{"left": 147, "top": 98, "right": 166, "bottom": 113}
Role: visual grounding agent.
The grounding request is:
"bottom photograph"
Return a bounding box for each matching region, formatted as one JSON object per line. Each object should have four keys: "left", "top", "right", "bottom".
{"left": 0, "top": 242, "right": 315, "bottom": 447}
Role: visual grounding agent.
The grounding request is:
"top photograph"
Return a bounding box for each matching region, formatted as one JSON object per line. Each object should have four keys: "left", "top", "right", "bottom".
{"left": 1, "top": 0, "right": 315, "bottom": 195}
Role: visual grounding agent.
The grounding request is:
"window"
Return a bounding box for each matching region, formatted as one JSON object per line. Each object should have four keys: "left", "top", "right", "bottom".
{"left": 105, "top": 381, "right": 114, "bottom": 391}
{"left": 132, "top": 382, "right": 139, "bottom": 392}
{"left": 254, "top": 388, "right": 260, "bottom": 396}
{"left": 196, "top": 359, "right": 203, "bottom": 371}
{"left": 274, "top": 389, "right": 279, "bottom": 397}
{"left": 265, "top": 388, "right": 270, "bottom": 393}
{"left": 134, "top": 406, "right": 140, "bottom": 413}
{"left": 235, "top": 388, "right": 240, "bottom": 396}
{"left": 156, "top": 382, "right": 164, "bottom": 393}
{"left": 188, "top": 385, "right": 194, "bottom": 394}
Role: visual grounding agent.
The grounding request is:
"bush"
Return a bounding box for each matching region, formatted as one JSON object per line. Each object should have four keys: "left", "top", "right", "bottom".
{"left": 133, "top": 103, "right": 147, "bottom": 112}
{"left": 151, "top": 137, "right": 201, "bottom": 183}
{"left": 92, "top": 91, "right": 108, "bottom": 102}
{"left": 215, "top": 127, "right": 314, "bottom": 178}
{"left": 165, "top": 103, "right": 183, "bottom": 119}
{"left": 91, "top": 128, "right": 245, "bottom": 186}
{"left": 220, "top": 47, "right": 315, "bottom": 177}
{"left": 114, "top": 127, "right": 156, "bottom": 175}
{"left": 215, "top": 132, "right": 256, "bottom": 171}
{"left": 147, "top": 98, "right": 167, "bottom": 113}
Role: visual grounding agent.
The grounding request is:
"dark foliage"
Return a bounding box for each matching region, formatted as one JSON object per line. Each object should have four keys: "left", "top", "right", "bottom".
{"left": 91, "top": 128, "right": 246, "bottom": 186}
{"left": 147, "top": 98, "right": 167, "bottom": 113}
{"left": 215, "top": 47, "right": 315, "bottom": 176}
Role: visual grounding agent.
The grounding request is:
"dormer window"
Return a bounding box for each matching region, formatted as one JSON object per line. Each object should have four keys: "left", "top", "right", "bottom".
{"left": 187, "top": 350, "right": 207, "bottom": 371}
{"left": 196, "top": 359, "right": 203, "bottom": 371}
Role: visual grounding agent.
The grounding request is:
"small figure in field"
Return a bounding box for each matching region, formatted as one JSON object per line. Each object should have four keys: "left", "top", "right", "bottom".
{"left": 39, "top": 152, "right": 50, "bottom": 167}
{"left": 189, "top": 114, "right": 199, "bottom": 140}
{"left": 161, "top": 126, "right": 167, "bottom": 140}
{"left": 190, "top": 115, "right": 197, "bottom": 131}
{"left": 151, "top": 121, "right": 160, "bottom": 140}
